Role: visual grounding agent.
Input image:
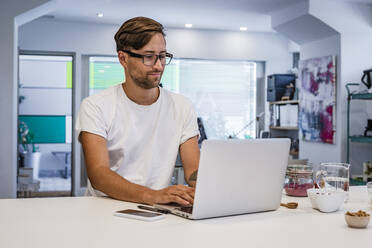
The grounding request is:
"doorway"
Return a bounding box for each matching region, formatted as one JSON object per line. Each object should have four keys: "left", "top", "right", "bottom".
{"left": 17, "top": 52, "right": 74, "bottom": 197}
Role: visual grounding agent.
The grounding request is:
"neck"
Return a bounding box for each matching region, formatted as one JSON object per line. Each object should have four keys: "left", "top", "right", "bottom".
{"left": 122, "top": 81, "right": 159, "bottom": 105}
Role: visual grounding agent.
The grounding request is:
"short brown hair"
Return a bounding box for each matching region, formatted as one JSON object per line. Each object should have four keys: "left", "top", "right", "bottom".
{"left": 114, "top": 17, "right": 165, "bottom": 52}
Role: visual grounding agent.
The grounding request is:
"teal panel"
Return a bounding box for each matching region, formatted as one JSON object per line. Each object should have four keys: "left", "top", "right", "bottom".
{"left": 19, "top": 116, "right": 66, "bottom": 143}
{"left": 351, "top": 93, "right": 372, "bottom": 100}
{"left": 350, "top": 136, "right": 372, "bottom": 143}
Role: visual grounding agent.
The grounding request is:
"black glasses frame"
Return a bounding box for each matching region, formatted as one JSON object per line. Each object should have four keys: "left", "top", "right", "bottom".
{"left": 121, "top": 50, "right": 173, "bottom": 66}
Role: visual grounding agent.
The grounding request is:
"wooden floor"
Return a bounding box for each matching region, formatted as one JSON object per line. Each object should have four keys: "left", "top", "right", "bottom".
{"left": 17, "top": 190, "right": 72, "bottom": 198}
{"left": 17, "top": 176, "right": 72, "bottom": 198}
{"left": 31, "top": 191, "right": 72, "bottom": 197}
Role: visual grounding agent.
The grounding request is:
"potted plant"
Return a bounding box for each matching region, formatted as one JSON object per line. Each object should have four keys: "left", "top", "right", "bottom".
{"left": 18, "top": 121, "right": 41, "bottom": 180}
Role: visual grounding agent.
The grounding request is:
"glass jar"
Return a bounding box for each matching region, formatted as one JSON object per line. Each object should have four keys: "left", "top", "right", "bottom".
{"left": 284, "top": 164, "right": 314, "bottom": 197}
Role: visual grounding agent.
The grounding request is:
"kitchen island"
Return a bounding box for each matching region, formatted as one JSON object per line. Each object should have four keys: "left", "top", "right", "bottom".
{"left": 1, "top": 186, "right": 371, "bottom": 248}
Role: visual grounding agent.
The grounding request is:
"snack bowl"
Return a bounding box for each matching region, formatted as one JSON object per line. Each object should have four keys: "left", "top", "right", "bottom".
{"left": 307, "top": 188, "right": 346, "bottom": 213}
{"left": 345, "top": 211, "right": 370, "bottom": 228}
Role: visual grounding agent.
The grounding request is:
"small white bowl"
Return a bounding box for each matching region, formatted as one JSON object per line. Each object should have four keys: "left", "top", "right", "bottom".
{"left": 307, "top": 188, "right": 346, "bottom": 213}
{"left": 345, "top": 214, "right": 370, "bottom": 228}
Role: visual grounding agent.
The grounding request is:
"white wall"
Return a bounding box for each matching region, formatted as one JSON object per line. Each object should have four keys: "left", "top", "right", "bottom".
{"left": 309, "top": 0, "right": 372, "bottom": 175}
{"left": 300, "top": 34, "right": 341, "bottom": 169}
{"left": 0, "top": 0, "right": 54, "bottom": 198}
{"left": 19, "top": 19, "right": 292, "bottom": 71}
{"left": 18, "top": 19, "right": 293, "bottom": 192}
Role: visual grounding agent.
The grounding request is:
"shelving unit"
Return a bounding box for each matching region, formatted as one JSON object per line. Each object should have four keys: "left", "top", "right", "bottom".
{"left": 346, "top": 83, "right": 372, "bottom": 163}
{"left": 269, "top": 100, "right": 299, "bottom": 105}
{"left": 269, "top": 126, "right": 299, "bottom": 130}
{"left": 269, "top": 100, "right": 299, "bottom": 159}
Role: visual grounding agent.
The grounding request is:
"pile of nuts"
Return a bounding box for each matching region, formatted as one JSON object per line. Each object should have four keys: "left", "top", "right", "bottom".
{"left": 346, "top": 210, "right": 370, "bottom": 217}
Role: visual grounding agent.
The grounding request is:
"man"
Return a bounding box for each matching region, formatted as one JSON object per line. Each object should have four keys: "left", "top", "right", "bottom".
{"left": 76, "top": 17, "right": 200, "bottom": 206}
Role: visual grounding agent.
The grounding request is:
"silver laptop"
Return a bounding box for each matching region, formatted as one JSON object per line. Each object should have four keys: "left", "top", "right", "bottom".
{"left": 155, "top": 138, "right": 290, "bottom": 220}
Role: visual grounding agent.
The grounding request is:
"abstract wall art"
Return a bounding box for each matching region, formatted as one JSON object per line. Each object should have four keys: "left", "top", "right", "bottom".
{"left": 299, "top": 55, "right": 336, "bottom": 144}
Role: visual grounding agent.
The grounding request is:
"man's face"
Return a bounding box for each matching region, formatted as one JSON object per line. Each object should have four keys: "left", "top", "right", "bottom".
{"left": 122, "top": 33, "right": 166, "bottom": 89}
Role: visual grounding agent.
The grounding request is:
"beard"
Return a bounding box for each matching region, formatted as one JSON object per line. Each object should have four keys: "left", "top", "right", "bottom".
{"left": 129, "top": 70, "right": 162, "bottom": 90}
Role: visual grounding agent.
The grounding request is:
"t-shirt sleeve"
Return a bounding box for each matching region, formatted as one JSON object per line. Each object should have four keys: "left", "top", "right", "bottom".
{"left": 75, "top": 98, "right": 108, "bottom": 141}
{"left": 180, "top": 100, "right": 200, "bottom": 145}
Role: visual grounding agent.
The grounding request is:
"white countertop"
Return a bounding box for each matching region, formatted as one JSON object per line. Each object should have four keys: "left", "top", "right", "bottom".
{"left": 1, "top": 186, "right": 371, "bottom": 248}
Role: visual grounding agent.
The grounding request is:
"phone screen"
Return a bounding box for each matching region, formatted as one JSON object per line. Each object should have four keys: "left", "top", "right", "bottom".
{"left": 116, "top": 209, "right": 162, "bottom": 217}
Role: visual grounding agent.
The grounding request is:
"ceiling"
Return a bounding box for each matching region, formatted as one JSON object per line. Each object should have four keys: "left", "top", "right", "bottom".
{"left": 47, "top": 0, "right": 372, "bottom": 32}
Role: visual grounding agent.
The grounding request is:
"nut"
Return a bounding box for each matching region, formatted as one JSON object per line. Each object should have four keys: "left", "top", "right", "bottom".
{"left": 346, "top": 210, "right": 370, "bottom": 217}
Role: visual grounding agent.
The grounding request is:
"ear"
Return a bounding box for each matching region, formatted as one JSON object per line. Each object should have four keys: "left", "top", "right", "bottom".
{"left": 118, "top": 51, "right": 128, "bottom": 68}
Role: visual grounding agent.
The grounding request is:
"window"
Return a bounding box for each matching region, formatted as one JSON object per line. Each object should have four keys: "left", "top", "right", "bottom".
{"left": 162, "top": 59, "right": 257, "bottom": 139}
{"left": 88, "top": 56, "right": 257, "bottom": 139}
{"left": 89, "top": 56, "right": 124, "bottom": 95}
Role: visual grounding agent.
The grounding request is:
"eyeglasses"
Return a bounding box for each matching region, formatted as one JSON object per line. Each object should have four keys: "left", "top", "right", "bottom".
{"left": 121, "top": 50, "right": 173, "bottom": 66}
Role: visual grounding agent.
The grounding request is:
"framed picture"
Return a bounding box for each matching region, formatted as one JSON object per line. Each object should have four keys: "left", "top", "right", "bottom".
{"left": 299, "top": 55, "right": 336, "bottom": 144}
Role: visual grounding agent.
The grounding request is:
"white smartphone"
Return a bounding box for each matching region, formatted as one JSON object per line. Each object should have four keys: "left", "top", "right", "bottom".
{"left": 114, "top": 209, "right": 165, "bottom": 221}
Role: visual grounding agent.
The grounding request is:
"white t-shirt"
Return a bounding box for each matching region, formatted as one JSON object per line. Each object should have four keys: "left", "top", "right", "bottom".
{"left": 76, "top": 84, "right": 199, "bottom": 196}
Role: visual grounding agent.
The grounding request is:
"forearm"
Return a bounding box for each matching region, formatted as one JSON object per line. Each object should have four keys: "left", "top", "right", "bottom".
{"left": 80, "top": 132, "right": 195, "bottom": 205}
{"left": 179, "top": 136, "right": 200, "bottom": 188}
{"left": 81, "top": 132, "right": 156, "bottom": 204}
{"left": 184, "top": 169, "right": 198, "bottom": 187}
{"left": 88, "top": 166, "right": 155, "bottom": 204}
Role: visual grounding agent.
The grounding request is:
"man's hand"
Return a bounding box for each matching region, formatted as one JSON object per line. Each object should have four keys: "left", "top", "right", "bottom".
{"left": 150, "top": 185, "right": 195, "bottom": 206}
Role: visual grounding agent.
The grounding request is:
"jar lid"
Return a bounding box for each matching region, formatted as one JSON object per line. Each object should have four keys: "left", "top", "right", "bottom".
{"left": 286, "top": 164, "right": 313, "bottom": 177}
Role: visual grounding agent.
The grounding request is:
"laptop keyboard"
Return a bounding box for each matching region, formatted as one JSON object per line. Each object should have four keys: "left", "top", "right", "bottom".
{"left": 176, "top": 206, "right": 193, "bottom": 214}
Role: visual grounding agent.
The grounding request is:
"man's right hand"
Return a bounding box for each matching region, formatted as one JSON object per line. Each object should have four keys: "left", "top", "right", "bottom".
{"left": 150, "top": 185, "right": 195, "bottom": 206}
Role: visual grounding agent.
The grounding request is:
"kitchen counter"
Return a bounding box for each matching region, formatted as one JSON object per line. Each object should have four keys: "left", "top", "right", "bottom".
{"left": 1, "top": 186, "right": 371, "bottom": 248}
